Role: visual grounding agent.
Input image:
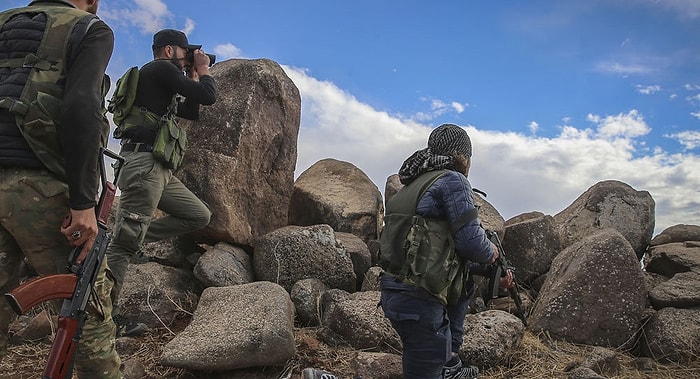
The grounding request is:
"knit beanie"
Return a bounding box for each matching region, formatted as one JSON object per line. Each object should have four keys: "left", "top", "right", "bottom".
{"left": 428, "top": 123, "right": 472, "bottom": 158}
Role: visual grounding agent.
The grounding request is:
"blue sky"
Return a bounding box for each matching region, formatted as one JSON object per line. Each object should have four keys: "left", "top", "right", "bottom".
{"left": 8, "top": 0, "right": 700, "bottom": 235}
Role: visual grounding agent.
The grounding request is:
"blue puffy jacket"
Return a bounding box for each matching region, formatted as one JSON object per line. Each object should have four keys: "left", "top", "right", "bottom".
{"left": 381, "top": 169, "right": 494, "bottom": 292}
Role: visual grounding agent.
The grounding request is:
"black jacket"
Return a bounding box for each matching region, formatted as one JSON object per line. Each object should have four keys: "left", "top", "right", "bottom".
{"left": 120, "top": 59, "right": 217, "bottom": 144}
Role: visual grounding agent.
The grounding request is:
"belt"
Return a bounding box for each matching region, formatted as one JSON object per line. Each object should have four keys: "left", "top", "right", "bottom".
{"left": 121, "top": 142, "right": 153, "bottom": 152}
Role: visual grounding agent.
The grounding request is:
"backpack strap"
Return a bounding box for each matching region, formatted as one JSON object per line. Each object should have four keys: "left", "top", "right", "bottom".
{"left": 450, "top": 207, "right": 478, "bottom": 234}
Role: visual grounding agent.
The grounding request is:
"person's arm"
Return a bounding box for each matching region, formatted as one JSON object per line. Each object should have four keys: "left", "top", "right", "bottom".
{"left": 438, "top": 172, "right": 496, "bottom": 264}
{"left": 60, "top": 20, "right": 114, "bottom": 210}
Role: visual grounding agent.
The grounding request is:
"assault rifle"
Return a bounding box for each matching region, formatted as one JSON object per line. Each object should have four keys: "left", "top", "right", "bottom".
{"left": 484, "top": 230, "right": 528, "bottom": 325}
{"left": 5, "top": 148, "right": 124, "bottom": 379}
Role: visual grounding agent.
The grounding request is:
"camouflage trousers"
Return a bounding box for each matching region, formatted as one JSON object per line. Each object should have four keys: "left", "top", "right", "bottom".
{"left": 0, "top": 167, "right": 122, "bottom": 379}
{"left": 106, "top": 150, "right": 210, "bottom": 313}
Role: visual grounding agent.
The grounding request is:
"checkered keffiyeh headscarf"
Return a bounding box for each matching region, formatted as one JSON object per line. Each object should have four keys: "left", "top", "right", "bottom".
{"left": 398, "top": 124, "right": 472, "bottom": 185}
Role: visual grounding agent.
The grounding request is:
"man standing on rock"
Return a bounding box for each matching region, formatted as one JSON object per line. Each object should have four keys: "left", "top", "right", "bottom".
{"left": 106, "top": 28, "right": 216, "bottom": 337}
{"left": 378, "top": 123, "right": 512, "bottom": 379}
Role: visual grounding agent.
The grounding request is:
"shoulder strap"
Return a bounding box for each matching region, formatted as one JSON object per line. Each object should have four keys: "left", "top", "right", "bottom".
{"left": 386, "top": 170, "right": 448, "bottom": 215}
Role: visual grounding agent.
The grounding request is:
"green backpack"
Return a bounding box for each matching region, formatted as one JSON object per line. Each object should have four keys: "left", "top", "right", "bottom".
{"left": 107, "top": 66, "right": 187, "bottom": 170}
{"left": 379, "top": 170, "right": 478, "bottom": 305}
{"left": 107, "top": 66, "right": 139, "bottom": 130}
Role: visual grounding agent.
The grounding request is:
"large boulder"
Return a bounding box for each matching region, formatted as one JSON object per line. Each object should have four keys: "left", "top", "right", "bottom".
{"left": 639, "top": 307, "right": 700, "bottom": 363}
{"left": 645, "top": 241, "right": 700, "bottom": 277}
{"left": 528, "top": 229, "right": 647, "bottom": 348}
{"left": 320, "top": 291, "right": 401, "bottom": 352}
{"left": 649, "top": 224, "right": 700, "bottom": 246}
{"left": 254, "top": 224, "right": 356, "bottom": 292}
{"left": 160, "top": 282, "right": 296, "bottom": 370}
{"left": 553, "top": 180, "right": 655, "bottom": 260}
{"left": 459, "top": 310, "right": 525, "bottom": 368}
{"left": 178, "top": 58, "right": 301, "bottom": 247}
{"left": 117, "top": 262, "right": 201, "bottom": 329}
{"left": 501, "top": 214, "right": 561, "bottom": 284}
{"left": 289, "top": 158, "right": 383, "bottom": 244}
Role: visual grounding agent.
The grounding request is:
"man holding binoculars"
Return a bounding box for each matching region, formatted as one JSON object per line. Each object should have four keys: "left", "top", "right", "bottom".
{"left": 106, "top": 29, "right": 217, "bottom": 337}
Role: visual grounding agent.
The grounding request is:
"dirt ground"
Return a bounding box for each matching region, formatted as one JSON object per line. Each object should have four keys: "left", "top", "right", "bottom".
{"left": 2, "top": 318, "right": 699, "bottom": 379}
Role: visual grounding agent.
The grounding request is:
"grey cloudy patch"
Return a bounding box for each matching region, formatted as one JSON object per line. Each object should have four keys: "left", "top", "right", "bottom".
{"left": 285, "top": 66, "right": 699, "bottom": 235}
{"left": 101, "top": 0, "right": 173, "bottom": 34}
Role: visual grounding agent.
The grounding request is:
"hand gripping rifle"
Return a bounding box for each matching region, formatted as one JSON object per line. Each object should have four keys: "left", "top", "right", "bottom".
{"left": 5, "top": 148, "right": 124, "bottom": 379}
{"left": 484, "top": 230, "right": 528, "bottom": 325}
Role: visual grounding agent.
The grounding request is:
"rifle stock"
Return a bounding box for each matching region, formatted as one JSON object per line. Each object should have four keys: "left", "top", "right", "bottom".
{"left": 485, "top": 230, "right": 528, "bottom": 325}
{"left": 5, "top": 274, "right": 77, "bottom": 314}
{"left": 4, "top": 148, "right": 124, "bottom": 379}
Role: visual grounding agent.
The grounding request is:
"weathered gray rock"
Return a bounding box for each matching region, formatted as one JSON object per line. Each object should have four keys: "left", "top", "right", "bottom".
{"left": 290, "top": 278, "right": 327, "bottom": 326}
{"left": 160, "top": 282, "right": 295, "bottom": 370}
{"left": 649, "top": 271, "right": 700, "bottom": 309}
{"left": 320, "top": 291, "right": 401, "bottom": 352}
{"left": 336, "top": 231, "right": 372, "bottom": 290}
{"left": 581, "top": 346, "right": 622, "bottom": 376}
{"left": 639, "top": 307, "right": 700, "bottom": 363}
{"left": 118, "top": 262, "right": 200, "bottom": 328}
{"left": 474, "top": 191, "right": 506, "bottom": 236}
{"left": 645, "top": 241, "right": 700, "bottom": 277}
{"left": 649, "top": 224, "right": 700, "bottom": 246}
{"left": 553, "top": 180, "right": 655, "bottom": 260}
{"left": 254, "top": 224, "right": 356, "bottom": 292}
{"left": 528, "top": 229, "right": 647, "bottom": 348}
{"left": 459, "top": 310, "right": 525, "bottom": 367}
{"left": 193, "top": 242, "right": 253, "bottom": 287}
{"left": 289, "top": 158, "right": 383, "bottom": 244}
{"left": 501, "top": 214, "right": 561, "bottom": 284}
{"left": 383, "top": 174, "right": 402, "bottom": 206}
{"left": 361, "top": 266, "right": 383, "bottom": 291}
{"left": 178, "top": 58, "right": 301, "bottom": 247}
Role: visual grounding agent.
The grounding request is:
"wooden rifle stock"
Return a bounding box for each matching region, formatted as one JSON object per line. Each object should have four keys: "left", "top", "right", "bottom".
{"left": 5, "top": 274, "right": 77, "bottom": 315}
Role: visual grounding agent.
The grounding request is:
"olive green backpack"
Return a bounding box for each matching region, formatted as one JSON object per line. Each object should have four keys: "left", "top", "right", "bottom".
{"left": 108, "top": 67, "right": 187, "bottom": 170}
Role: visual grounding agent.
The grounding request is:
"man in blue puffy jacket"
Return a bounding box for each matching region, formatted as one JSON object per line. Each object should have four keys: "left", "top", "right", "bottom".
{"left": 379, "top": 123, "right": 512, "bottom": 379}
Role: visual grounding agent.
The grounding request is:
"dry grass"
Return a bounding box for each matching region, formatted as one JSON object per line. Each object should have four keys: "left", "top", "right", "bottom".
{"left": 2, "top": 315, "right": 699, "bottom": 379}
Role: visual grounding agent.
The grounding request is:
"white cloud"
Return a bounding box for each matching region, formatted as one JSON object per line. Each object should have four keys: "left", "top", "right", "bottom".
{"left": 595, "top": 61, "right": 652, "bottom": 75}
{"left": 587, "top": 110, "right": 650, "bottom": 140}
{"left": 635, "top": 84, "right": 661, "bottom": 95}
{"left": 182, "top": 18, "right": 196, "bottom": 36}
{"left": 283, "top": 67, "right": 700, "bottom": 235}
{"left": 102, "top": 0, "right": 173, "bottom": 34}
{"left": 666, "top": 131, "right": 700, "bottom": 150}
{"left": 528, "top": 121, "right": 539, "bottom": 134}
{"left": 214, "top": 43, "right": 244, "bottom": 59}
